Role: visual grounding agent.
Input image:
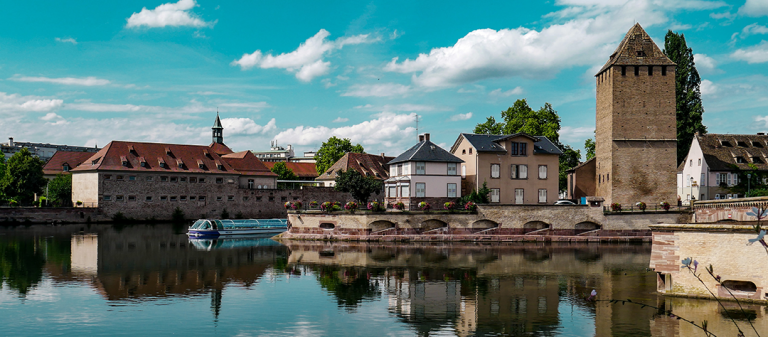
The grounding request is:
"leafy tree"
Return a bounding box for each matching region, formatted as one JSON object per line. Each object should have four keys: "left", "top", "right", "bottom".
{"left": 584, "top": 138, "right": 595, "bottom": 161}
{"left": 333, "top": 168, "right": 382, "bottom": 204}
{"left": 314, "top": 136, "right": 365, "bottom": 175}
{"left": 270, "top": 162, "right": 299, "bottom": 180}
{"left": 1, "top": 148, "right": 46, "bottom": 205}
{"left": 459, "top": 181, "right": 491, "bottom": 204}
{"left": 664, "top": 30, "right": 707, "bottom": 165}
{"left": 47, "top": 174, "right": 72, "bottom": 207}
{"left": 474, "top": 99, "right": 576, "bottom": 191}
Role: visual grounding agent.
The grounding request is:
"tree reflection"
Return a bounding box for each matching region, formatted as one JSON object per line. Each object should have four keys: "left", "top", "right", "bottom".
{"left": 0, "top": 239, "right": 45, "bottom": 296}
{"left": 315, "top": 266, "right": 381, "bottom": 310}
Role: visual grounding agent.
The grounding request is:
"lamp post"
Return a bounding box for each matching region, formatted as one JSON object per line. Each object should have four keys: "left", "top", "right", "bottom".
{"left": 748, "top": 173, "right": 752, "bottom": 197}
{"left": 690, "top": 176, "right": 694, "bottom": 207}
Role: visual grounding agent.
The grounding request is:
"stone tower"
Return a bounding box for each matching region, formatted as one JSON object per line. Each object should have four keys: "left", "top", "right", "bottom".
{"left": 212, "top": 112, "right": 224, "bottom": 144}
{"left": 594, "top": 23, "right": 677, "bottom": 206}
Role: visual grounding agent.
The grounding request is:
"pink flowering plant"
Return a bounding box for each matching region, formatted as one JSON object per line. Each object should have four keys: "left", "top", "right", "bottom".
{"left": 444, "top": 201, "right": 456, "bottom": 212}
{"left": 320, "top": 201, "right": 334, "bottom": 213}
{"left": 635, "top": 201, "right": 646, "bottom": 212}
{"left": 368, "top": 201, "right": 385, "bottom": 212}
{"left": 309, "top": 200, "right": 318, "bottom": 209}
{"left": 393, "top": 202, "right": 405, "bottom": 210}
{"left": 292, "top": 201, "right": 302, "bottom": 210}
{"left": 419, "top": 201, "right": 431, "bottom": 211}
{"left": 344, "top": 201, "right": 358, "bottom": 213}
{"left": 610, "top": 203, "right": 622, "bottom": 212}
{"left": 464, "top": 201, "right": 477, "bottom": 212}
{"left": 284, "top": 201, "right": 292, "bottom": 210}
{"left": 660, "top": 201, "right": 670, "bottom": 211}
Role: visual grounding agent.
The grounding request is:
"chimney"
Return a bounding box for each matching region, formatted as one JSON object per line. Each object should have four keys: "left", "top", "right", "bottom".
{"left": 759, "top": 133, "right": 765, "bottom": 136}
{"left": 424, "top": 133, "right": 430, "bottom": 141}
{"left": 419, "top": 134, "right": 425, "bottom": 142}
{"left": 8, "top": 137, "right": 13, "bottom": 147}
{"left": 380, "top": 153, "right": 385, "bottom": 158}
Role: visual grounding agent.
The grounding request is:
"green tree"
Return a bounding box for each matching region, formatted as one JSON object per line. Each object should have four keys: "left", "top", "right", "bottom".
{"left": 0, "top": 153, "right": 5, "bottom": 201}
{"left": 474, "top": 99, "right": 576, "bottom": 192}
{"left": 1, "top": 148, "right": 46, "bottom": 205}
{"left": 584, "top": 138, "right": 595, "bottom": 161}
{"left": 664, "top": 30, "right": 707, "bottom": 165}
{"left": 270, "top": 162, "right": 299, "bottom": 180}
{"left": 47, "top": 174, "right": 72, "bottom": 207}
{"left": 314, "top": 137, "right": 365, "bottom": 175}
{"left": 333, "top": 168, "right": 382, "bottom": 204}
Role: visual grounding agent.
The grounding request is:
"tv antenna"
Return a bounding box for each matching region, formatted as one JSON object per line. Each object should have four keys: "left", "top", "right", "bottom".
{"left": 415, "top": 114, "right": 420, "bottom": 135}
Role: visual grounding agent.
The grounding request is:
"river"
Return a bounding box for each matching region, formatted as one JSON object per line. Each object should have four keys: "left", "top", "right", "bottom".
{"left": 0, "top": 223, "right": 762, "bottom": 336}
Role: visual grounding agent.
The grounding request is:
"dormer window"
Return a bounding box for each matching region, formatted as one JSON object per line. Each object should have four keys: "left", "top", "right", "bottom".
{"left": 215, "top": 161, "right": 224, "bottom": 170}
{"left": 158, "top": 158, "right": 166, "bottom": 168}
{"left": 197, "top": 159, "right": 205, "bottom": 169}
{"left": 736, "top": 156, "right": 747, "bottom": 163}
{"left": 91, "top": 157, "right": 101, "bottom": 166}
{"left": 120, "top": 156, "right": 129, "bottom": 167}
{"left": 203, "top": 150, "right": 211, "bottom": 159}
{"left": 720, "top": 140, "right": 732, "bottom": 147}
{"left": 737, "top": 141, "right": 748, "bottom": 147}
{"left": 753, "top": 156, "right": 764, "bottom": 164}
{"left": 752, "top": 141, "right": 763, "bottom": 148}
{"left": 636, "top": 50, "right": 645, "bottom": 57}
{"left": 139, "top": 157, "right": 147, "bottom": 167}
{"left": 62, "top": 163, "right": 70, "bottom": 172}
{"left": 165, "top": 147, "right": 173, "bottom": 156}
{"left": 128, "top": 145, "right": 137, "bottom": 155}
{"left": 177, "top": 159, "right": 184, "bottom": 168}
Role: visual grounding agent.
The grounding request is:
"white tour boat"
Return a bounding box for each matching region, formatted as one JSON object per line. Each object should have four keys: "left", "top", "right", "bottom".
{"left": 187, "top": 219, "right": 288, "bottom": 238}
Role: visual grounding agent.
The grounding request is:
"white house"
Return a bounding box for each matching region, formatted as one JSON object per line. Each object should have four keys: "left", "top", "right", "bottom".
{"left": 385, "top": 133, "right": 464, "bottom": 210}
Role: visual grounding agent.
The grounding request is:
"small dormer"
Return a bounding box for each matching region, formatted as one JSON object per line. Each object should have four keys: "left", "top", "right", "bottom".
{"left": 737, "top": 140, "right": 748, "bottom": 148}
{"left": 120, "top": 156, "right": 129, "bottom": 167}
{"left": 91, "top": 157, "right": 101, "bottom": 166}
{"left": 62, "top": 163, "right": 70, "bottom": 172}
{"left": 165, "top": 147, "right": 173, "bottom": 157}
{"left": 176, "top": 159, "right": 184, "bottom": 169}
{"left": 215, "top": 161, "right": 224, "bottom": 170}
{"left": 720, "top": 140, "right": 732, "bottom": 147}
{"left": 203, "top": 149, "right": 212, "bottom": 159}
{"left": 139, "top": 157, "right": 148, "bottom": 167}
{"left": 158, "top": 157, "right": 167, "bottom": 168}
{"left": 197, "top": 159, "right": 205, "bottom": 169}
{"left": 128, "top": 145, "right": 137, "bottom": 155}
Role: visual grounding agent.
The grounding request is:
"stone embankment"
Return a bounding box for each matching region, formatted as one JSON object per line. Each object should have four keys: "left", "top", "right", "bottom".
{"left": 0, "top": 207, "right": 108, "bottom": 224}
{"left": 281, "top": 205, "right": 691, "bottom": 242}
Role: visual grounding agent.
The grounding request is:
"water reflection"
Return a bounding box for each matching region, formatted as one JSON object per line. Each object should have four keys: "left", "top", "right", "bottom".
{"left": 0, "top": 225, "right": 763, "bottom": 336}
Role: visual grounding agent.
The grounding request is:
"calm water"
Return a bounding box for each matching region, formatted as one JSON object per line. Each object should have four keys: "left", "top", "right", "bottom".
{"left": 0, "top": 224, "right": 763, "bottom": 336}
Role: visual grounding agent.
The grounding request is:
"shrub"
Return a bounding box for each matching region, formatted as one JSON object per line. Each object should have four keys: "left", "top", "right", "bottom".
{"left": 635, "top": 201, "right": 647, "bottom": 211}
{"left": 660, "top": 201, "right": 671, "bottom": 211}
{"left": 235, "top": 211, "right": 244, "bottom": 219}
{"left": 444, "top": 201, "right": 456, "bottom": 211}
{"left": 610, "top": 203, "right": 622, "bottom": 212}
{"left": 419, "top": 201, "right": 431, "bottom": 211}
{"left": 393, "top": 201, "right": 405, "bottom": 210}
{"left": 38, "top": 196, "right": 47, "bottom": 208}
{"left": 220, "top": 208, "right": 230, "bottom": 219}
{"left": 112, "top": 212, "right": 129, "bottom": 223}
{"left": 172, "top": 207, "right": 185, "bottom": 224}
{"left": 464, "top": 201, "right": 477, "bottom": 212}
{"left": 75, "top": 200, "right": 83, "bottom": 206}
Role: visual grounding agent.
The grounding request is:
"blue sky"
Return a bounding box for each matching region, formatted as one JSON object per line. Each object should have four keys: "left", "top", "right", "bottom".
{"left": 1, "top": 0, "right": 767, "bottom": 158}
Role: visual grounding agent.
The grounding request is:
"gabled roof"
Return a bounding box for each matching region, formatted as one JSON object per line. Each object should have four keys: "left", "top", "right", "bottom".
{"left": 567, "top": 157, "right": 595, "bottom": 173}
{"left": 388, "top": 140, "right": 463, "bottom": 165}
{"left": 71, "top": 140, "right": 272, "bottom": 176}
{"left": 317, "top": 152, "right": 394, "bottom": 181}
{"left": 597, "top": 23, "right": 676, "bottom": 75}
{"left": 208, "top": 142, "right": 233, "bottom": 155}
{"left": 43, "top": 151, "right": 95, "bottom": 175}
{"left": 262, "top": 162, "right": 318, "bottom": 178}
{"left": 697, "top": 133, "right": 768, "bottom": 171}
{"left": 452, "top": 133, "right": 563, "bottom": 155}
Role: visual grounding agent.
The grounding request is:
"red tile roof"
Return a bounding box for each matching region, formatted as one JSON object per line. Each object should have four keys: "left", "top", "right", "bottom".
{"left": 43, "top": 151, "right": 96, "bottom": 176}
{"left": 208, "top": 142, "right": 233, "bottom": 155}
{"left": 71, "top": 141, "right": 274, "bottom": 177}
{"left": 262, "top": 162, "right": 318, "bottom": 178}
{"left": 317, "top": 153, "right": 394, "bottom": 181}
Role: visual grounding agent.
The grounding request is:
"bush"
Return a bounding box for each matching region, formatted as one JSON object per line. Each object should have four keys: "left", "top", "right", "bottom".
{"left": 220, "top": 208, "right": 230, "bottom": 219}
{"left": 458, "top": 182, "right": 491, "bottom": 205}
{"left": 112, "top": 212, "right": 129, "bottom": 223}
{"left": 309, "top": 201, "right": 319, "bottom": 208}
{"left": 76, "top": 200, "right": 83, "bottom": 206}
{"left": 610, "top": 203, "right": 622, "bottom": 212}
{"left": 292, "top": 201, "right": 303, "bottom": 210}
{"left": 172, "top": 207, "right": 185, "bottom": 224}
{"left": 38, "top": 196, "right": 47, "bottom": 208}
{"left": 235, "top": 211, "right": 244, "bottom": 219}
{"left": 321, "top": 201, "right": 334, "bottom": 213}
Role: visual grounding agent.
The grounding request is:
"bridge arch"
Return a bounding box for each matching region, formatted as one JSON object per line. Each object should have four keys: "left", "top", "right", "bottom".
{"left": 369, "top": 220, "right": 396, "bottom": 232}
{"left": 471, "top": 219, "right": 499, "bottom": 229}
{"left": 421, "top": 219, "right": 448, "bottom": 231}
{"left": 523, "top": 221, "right": 550, "bottom": 234}
{"left": 574, "top": 221, "right": 601, "bottom": 233}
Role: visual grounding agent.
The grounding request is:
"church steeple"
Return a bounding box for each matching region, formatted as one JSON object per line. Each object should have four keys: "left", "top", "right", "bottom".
{"left": 212, "top": 111, "right": 224, "bottom": 144}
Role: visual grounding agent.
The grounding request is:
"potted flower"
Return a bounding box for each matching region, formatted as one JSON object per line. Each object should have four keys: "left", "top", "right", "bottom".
{"left": 368, "top": 201, "right": 384, "bottom": 212}
{"left": 419, "top": 201, "right": 431, "bottom": 212}
{"left": 309, "top": 200, "right": 319, "bottom": 209}
{"left": 321, "top": 201, "right": 334, "bottom": 213}
{"left": 660, "top": 201, "right": 671, "bottom": 211}
{"left": 464, "top": 201, "right": 477, "bottom": 213}
{"left": 9, "top": 199, "right": 18, "bottom": 207}
{"left": 635, "top": 201, "right": 647, "bottom": 212}
{"left": 444, "top": 201, "right": 456, "bottom": 212}
{"left": 610, "top": 203, "right": 622, "bottom": 212}
{"left": 292, "top": 201, "right": 303, "bottom": 212}
{"left": 76, "top": 200, "right": 83, "bottom": 207}
{"left": 344, "top": 201, "right": 358, "bottom": 214}
{"left": 284, "top": 201, "right": 293, "bottom": 210}
{"left": 393, "top": 201, "right": 405, "bottom": 211}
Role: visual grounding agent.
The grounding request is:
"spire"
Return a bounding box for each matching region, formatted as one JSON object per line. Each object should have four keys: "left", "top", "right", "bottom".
{"left": 212, "top": 111, "right": 224, "bottom": 144}
{"left": 597, "top": 23, "right": 676, "bottom": 75}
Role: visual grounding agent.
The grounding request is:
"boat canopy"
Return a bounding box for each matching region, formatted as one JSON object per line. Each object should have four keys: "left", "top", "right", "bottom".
{"left": 190, "top": 219, "right": 287, "bottom": 230}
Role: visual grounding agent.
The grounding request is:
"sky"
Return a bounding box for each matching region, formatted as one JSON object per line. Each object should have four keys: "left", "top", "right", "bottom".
{"left": 1, "top": 0, "right": 767, "bottom": 158}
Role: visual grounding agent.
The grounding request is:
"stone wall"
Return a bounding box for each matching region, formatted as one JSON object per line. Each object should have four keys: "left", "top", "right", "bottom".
{"left": 283, "top": 204, "right": 692, "bottom": 241}
{"left": 650, "top": 223, "right": 768, "bottom": 303}
{"left": 693, "top": 196, "right": 768, "bottom": 223}
{"left": 0, "top": 207, "right": 107, "bottom": 224}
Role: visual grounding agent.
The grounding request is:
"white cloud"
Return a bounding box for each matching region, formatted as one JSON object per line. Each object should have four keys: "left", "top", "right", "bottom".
{"left": 700, "top": 79, "right": 718, "bottom": 96}
{"left": 757, "top": 115, "right": 768, "bottom": 128}
{"left": 341, "top": 83, "right": 411, "bottom": 97}
{"left": 732, "top": 41, "right": 768, "bottom": 63}
{"left": 560, "top": 126, "right": 595, "bottom": 144}
{"left": 710, "top": 11, "right": 736, "bottom": 20}
{"left": 232, "top": 29, "right": 376, "bottom": 82}
{"left": 40, "top": 112, "right": 68, "bottom": 125}
{"left": 489, "top": 87, "right": 524, "bottom": 97}
{"left": 737, "top": 23, "right": 768, "bottom": 39}
{"left": 12, "top": 76, "right": 111, "bottom": 86}
{"left": 332, "top": 117, "right": 349, "bottom": 123}
{"left": 274, "top": 112, "right": 417, "bottom": 153}
{"left": 55, "top": 37, "right": 77, "bottom": 44}
{"left": 220, "top": 118, "right": 276, "bottom": 135}
{"left": 694, "top": 54, "right": 716, "bottom": 71}
{"left": 449, "top": 112, "right": 473, "bottom": 121}
{"left": 64, "top": 99, "right": 267, "bottom": 114}
{"left": 739, "top": 0, "right": 768, "bottom": 17}
{"left": 126, "top": 0, "right": 213, "bottom": 28}
{"left": 0, "top": 92, "right": 63, "bottom": 112}
{"left": 384, "top": 0, "right": 721, "bottom": 87}
{"left": 353, "top": 103, "right": 446, "bottom": 112}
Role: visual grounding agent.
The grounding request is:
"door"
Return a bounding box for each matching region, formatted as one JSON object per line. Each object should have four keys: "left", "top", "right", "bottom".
{"left": 515, "top": 189, "right": 524, "bottom": 204}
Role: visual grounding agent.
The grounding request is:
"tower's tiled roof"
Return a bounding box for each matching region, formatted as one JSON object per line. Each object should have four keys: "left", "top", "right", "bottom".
{"left": 597, "top": 23, "right": 676, "bottom": 75}
{"left": 213, "top": 113, "right": 223, "bottom": 129}
{"left": 43, "top": 151, "right": 95, "bottom": 176}
{"left": 317, "top": 153, "right": 394, "bottom": 181}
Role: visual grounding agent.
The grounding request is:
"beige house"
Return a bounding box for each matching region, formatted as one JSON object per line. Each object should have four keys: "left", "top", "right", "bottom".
{"left": 450, "top": 133, "right": 561, "bottom": 204}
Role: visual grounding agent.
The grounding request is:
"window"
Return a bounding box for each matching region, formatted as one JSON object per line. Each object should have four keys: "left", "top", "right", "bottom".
{"left": 717, "top": 173, "right": 727, "bottom": 185}
{"left": 228, "top": 195, "right": 234, "bottom": 201}
{"left": 538, "top": 165, "right": 547, "bottom": 179}
{"left": 145, "top": 196, "right": 152, "bottom": 202}
{"left": 403, "top": 163, "right": 410, "bottom": 175}
{"left": 62, "top": 164, "right": 70, "bottom": 172}
{"left": 243, "top": 196, "right": 249, "bottom": 201}
{"left": 515, "top": 189, "right": 524, "bottom": 204}
{"left": 129, "top": 176, "right": 136, "bottom": 181}
{"left": 753, "top": 141, "right": 764, "bottom": 148}
{"left": 698, "top": 158, "right": 701, "bottom": 166}
{"left": 104, "top": 174, "right": 112, "bottom": 180}
{"left": 248, "top": 179, "right": 254, "bottom": 189}
{"left": 116, "top": 195, "right": 124, "bottom": 201}
{"left": 690, "top": 160, "right": 693, "bottom": 167}
{"left": 621, "top": 66, "right": 626, "bottom": 76}
{"left": 490, "top": 188, "right": 500, "bottom": 203}
{"left": 538, "top": 189, "right": 547, "bottom": 203}
{"left": 160, "top": 176, "right": 168, "bottom": 182}
{"left": 116, "top": 175, "right": 124, "bottom": 181}
{"left": 491, "top": 164, "right": 500, "bottom": 178}
{"left": 461, "top": 164, "right": 466, "bottom": 178}
{"left": 661, "top": 66, "right": 667, "bottom": 76}
{"left": 416, "top": 183, "right": 426, "bottom": 197}
{"left": 462, "top": 149, "right": 466, "bottom": 154}
{"left": 170, "top": 196, "right": 177, "bottom": 202}
{"left": 736, "top": 156, "right": 747, "bottom": 163}
{"left": 227, "top": 179, "right": 235, "bottom": 184}
{"left": 216, "top": 178, "right": 224, "bottom": 184}
{"left": 390, "top": 166, "right": 397, "bottom": 177}
{"left": 469, "top": 148, "right": 472, "bottom": 154}
{"left": 721, "top": 140, "right": 732, "bottom": 147}
{"left": 160, "top": 196, "right": 168, "bottom": 201}
{"left": 634, "top": 66, "right": 639, "bottom": 76}
{"left": 737, "top": 141, "right": 748, "bottom": 147}
{"left": 216, "top": 196, "right": 223, "bottom": 201}
{"left": 715, "top": 194, "right": 720, "bottom": 200}
{"left": 268, "top": 196, "right": 275, "bottom": 202}
{"left": 511, "top": 164, "right": 528, "bottom": 179}
{"left": 401, "top": 185, "right": 410, "bottom": 197}
{"left": 190, "top": 177, "right": 197, "bottom": 183}
{"left": 180, "top": 177, "right": 187, "bottom": 182}
{"left": 146, "top": 176, "right": 153, "bottom": 181}
{"left": 199, "top": 196, "right": 206, "bottom": 201}
{"left": 447, "top": 183, "right": 457, "bottom": 198}
{"left": 447, "top": 163, "right": 457, "bottom": 175}
{"left": 170, "top": 177, "right": 178, "bottom": 182}
{"left": 510, "top": 142, "right": 528, "bottom": 156}
{"left": 128, "top": 195, "right": 136, "bottom": 202}
{"left": 180, "top": 196, "right": 187, "bottom": 201}
{"left": 103, "top": 195, "right": 112, "bottom": 201}
{"left": 753, "top": 157, "right": 764, "bottom": 164}
{"left": 416, "top": 162, "right": 426, "bottom": 175}
{"left": 199, "top": 178, "right": 205, "bottom": 183}
{"left": 648, "top": 65, "right": 653, "bottom": 76}
{"left": 190, "top": 196, "right": 196, "bottom": 201}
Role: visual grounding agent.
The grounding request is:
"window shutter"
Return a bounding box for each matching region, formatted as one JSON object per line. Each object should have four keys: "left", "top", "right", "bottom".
{"left": 520, "top": 165, "right": 528, "bottom": 179}
{"left": 511, "top": 165, "right": 517, "bottom": 179}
